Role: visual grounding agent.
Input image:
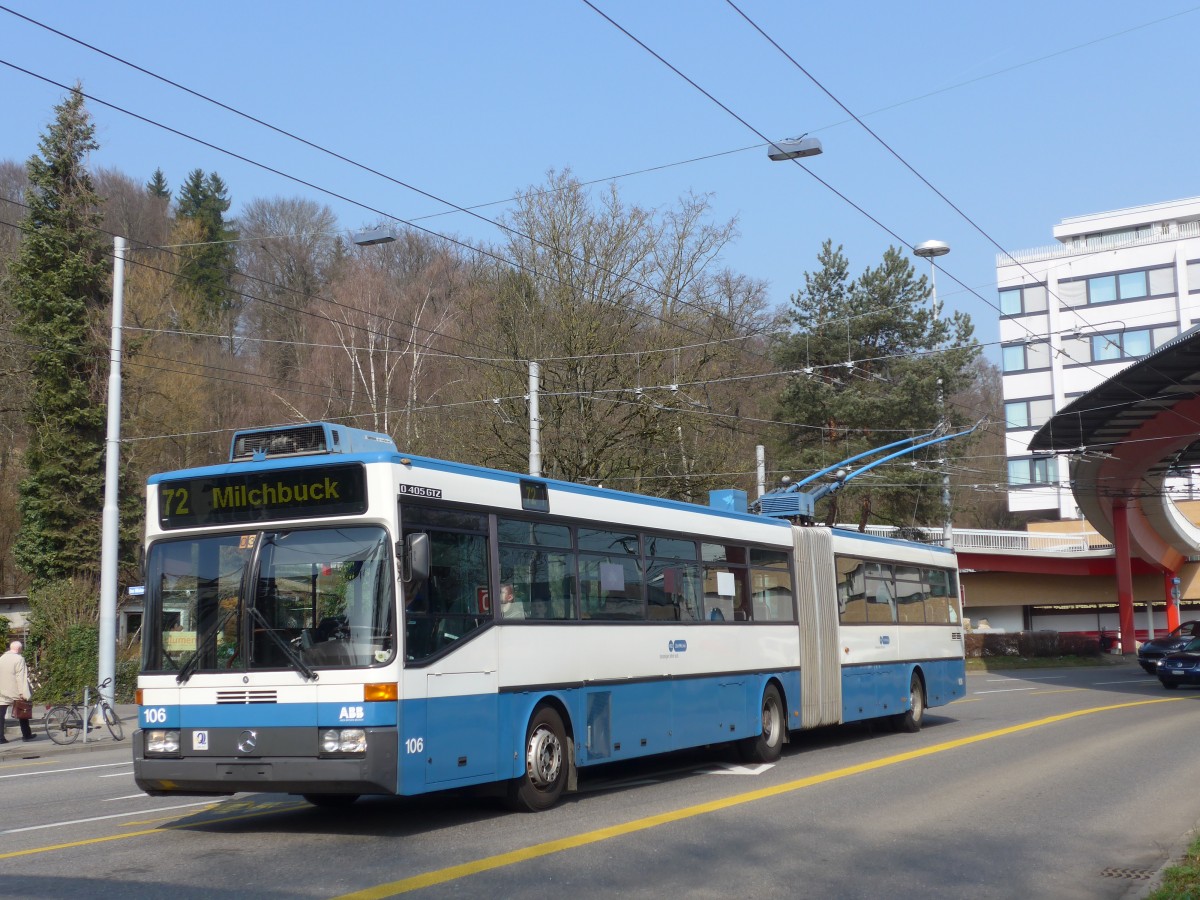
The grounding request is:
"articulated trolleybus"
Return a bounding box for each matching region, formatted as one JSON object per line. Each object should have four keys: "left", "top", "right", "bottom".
{"left": 134, "top": 422, "right": 965, "bottom": 811}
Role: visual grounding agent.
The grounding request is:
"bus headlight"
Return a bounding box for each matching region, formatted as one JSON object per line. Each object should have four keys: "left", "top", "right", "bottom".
{"left": 320, "top": 728, "right": 367, "bottom": 754}
{"left": 145, "top": 729, "right": 181, "bottom": 755}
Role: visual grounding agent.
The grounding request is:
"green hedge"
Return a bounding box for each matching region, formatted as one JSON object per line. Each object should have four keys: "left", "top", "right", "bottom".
{"left": 32, "top": 623, "right": 138, "bottom": 704}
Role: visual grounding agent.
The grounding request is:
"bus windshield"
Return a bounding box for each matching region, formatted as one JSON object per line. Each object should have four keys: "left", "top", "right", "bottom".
{"left": 143, "top": 525, "right": 396, "bottom": 675}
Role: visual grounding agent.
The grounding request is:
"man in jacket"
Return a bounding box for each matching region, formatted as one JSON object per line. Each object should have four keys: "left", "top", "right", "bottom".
{"left": 0, "top": 640, "right": 36, "bottom": 743}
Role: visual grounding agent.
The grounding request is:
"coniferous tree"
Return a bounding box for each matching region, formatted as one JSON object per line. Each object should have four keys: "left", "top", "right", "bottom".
{"left": 5, "top": 87, "right": 111, "bottom": 585}
{"left": 146, "top": 168, "right": 170, "bottom": 199}
{"left": 771, "top": 240, "right": 980, "bottom": 528}
{"left": 176, "top": 169, "right": 238, "bottom": 328}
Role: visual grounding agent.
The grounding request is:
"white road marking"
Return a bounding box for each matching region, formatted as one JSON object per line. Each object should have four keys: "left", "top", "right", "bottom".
{"left": 103, "top": 793, "right": 150, "bottom": 801}
{"left": 0, "top": 800, "right": 216, "bottom": 834}
{"left": 0, "top": 761, "right": 131, "bottom": 780}
{"left": 972, "top": 687, "right": 1038, "bottom": 694}
{"left": 702, "top": 762, "right": 775, "bottom": 775}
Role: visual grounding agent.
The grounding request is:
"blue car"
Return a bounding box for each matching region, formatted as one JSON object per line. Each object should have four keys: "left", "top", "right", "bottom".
{"left": 1157, "top": 637, "right": 1200, "bottom": 689}
{"left": 1139, "top": 620, "right": 1200, "bottom": 674}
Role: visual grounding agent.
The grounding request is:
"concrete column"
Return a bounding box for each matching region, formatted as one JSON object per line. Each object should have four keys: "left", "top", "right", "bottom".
{"left": 1112, "top": 501, "right": 1137, "bottom": 656}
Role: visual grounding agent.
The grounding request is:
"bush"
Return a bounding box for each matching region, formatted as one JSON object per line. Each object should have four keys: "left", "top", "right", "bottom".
{"left": 33, "top": 622, "right": 100, "bottom": 703}
{"left": 965, "top": 631, "right": 1102, "bottom": 659}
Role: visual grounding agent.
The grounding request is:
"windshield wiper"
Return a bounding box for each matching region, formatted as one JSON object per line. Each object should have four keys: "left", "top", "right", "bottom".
{"left": 176, "top": 607, "right": 237, "bottom": 685}
{"left": 246, "top": 604, "right": 318, "bottom": 682}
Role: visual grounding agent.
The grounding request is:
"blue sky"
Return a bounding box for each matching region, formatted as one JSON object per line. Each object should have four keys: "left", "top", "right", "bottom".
{"left": 2, "top": 1, "right": 1198, "bottom": 358}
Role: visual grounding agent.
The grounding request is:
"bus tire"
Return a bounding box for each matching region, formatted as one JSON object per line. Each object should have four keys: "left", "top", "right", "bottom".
{"left": 506, "top": 705, "right": 568, "bottom": 812}
{"left": 738, "top": 684, "right": 785, "bottom": 763}
{"left": 301, "top": 793, "right": 359, "bottom": 808}
{"left": 893, "top": 673, "right": 925, "bottom": 733}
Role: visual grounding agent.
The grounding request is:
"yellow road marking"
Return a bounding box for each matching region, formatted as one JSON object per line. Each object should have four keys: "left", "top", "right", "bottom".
{"left": 334, "top": 695, "right": 1197, "bottom": 899}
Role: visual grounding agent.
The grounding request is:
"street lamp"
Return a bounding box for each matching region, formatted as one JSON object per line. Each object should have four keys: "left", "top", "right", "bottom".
{"left": 913, "top": 240, "right": 952, "bottom": 548}
{"left": 351, "top": 227, "right": 397, "bottom": 246}
{"left": 914, "top": 240, "right": 950, "bottom": 315}
{"left": 767, "top": 135, "right": 823, "bottom": 161}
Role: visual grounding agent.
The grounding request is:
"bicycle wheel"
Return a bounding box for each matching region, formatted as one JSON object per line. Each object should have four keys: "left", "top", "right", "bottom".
{"left": 45, "top": 706, "right": 82, "bottom": 745}
{"left": 102, "top": 702, "right": 124, "bottom": 741}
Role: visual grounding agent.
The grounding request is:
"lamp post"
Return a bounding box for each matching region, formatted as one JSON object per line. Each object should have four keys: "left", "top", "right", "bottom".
{"left": 913, "top": 240, "right": 952, "bottom": 547}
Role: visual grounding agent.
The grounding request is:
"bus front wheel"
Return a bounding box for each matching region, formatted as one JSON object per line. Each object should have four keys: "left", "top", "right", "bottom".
{"left": 506, "top": 706, "right": 568, "bottom": 812}
{"left": 738, "top": 684, "right": 785, "bottom": 763}
{"left": 893, "top": 674, "right": 925, "bottom": 733}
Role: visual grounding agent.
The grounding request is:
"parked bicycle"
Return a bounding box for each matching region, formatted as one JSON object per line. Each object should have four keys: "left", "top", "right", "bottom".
{"left": 44, "top": 678, "right": 125, "bottom": 744}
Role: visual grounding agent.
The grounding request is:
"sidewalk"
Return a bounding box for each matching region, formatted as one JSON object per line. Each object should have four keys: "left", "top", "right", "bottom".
{"left": 0, "top": 703, "right": 137, "bottom": 757}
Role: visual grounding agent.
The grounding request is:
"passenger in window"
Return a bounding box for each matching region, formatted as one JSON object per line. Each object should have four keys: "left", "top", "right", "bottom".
{"left": 499, "top": 583, "right": 525, "bottom": 620}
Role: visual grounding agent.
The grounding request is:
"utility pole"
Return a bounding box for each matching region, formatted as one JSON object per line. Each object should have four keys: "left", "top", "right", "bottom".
{"left": 98, "top": 236, "right": 126, "bottom": 705}
{"left": 529, "top": 360, "right": 541, "bottom": 477}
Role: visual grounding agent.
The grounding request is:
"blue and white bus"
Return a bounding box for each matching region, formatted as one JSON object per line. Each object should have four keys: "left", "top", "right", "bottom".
{"left": 133, "top": 422, "right": 965, "bottom": 811}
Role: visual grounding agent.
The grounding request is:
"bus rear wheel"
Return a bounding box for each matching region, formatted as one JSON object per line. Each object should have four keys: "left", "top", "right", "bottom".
{"left": 893, "top": 673, "right": 925, "bottom": 733}
{"left": 506, "top": 706, "right": 568, "bottom": 812}
{"left": 738, "top": 684, "right": 784, "bottom": 763}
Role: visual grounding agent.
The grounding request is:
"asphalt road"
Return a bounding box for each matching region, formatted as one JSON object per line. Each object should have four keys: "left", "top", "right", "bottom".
{"left": 0, "top": 662, "right": 1195, "bottom": 900}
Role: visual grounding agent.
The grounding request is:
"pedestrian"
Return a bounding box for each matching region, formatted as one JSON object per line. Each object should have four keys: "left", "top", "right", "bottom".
{"left": 0, "top": 639, "right": 37, "bottom": 743}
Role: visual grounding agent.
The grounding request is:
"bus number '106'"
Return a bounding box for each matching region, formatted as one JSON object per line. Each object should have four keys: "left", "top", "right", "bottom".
{"left": 161, "top": 487, "right": 190, "bottom": 516}
{"left": 405, "top": 737, "right": 424, "bottom": 754}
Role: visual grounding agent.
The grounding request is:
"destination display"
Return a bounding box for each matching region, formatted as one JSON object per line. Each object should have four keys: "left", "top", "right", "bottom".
{"left": 520, "top": 479, "right": 549, "bottom": 512}
{"left": 158, "top": 463, "right": 368, "bottom": 529}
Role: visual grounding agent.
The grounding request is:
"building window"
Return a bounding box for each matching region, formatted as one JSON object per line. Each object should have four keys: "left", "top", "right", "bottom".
{"left": 1074, "top": 266, "right": 1174, "bottom": 306}
{"left": 1077, "top": 226, "right": 1151, "bottom": 248}
{"left": 1004, "top": 398, "right": 1054, "bottom": 430}
{"left": 1008, "top": 456, "right": 1058, "bottom": 486}
{"left": 999, "top": 283, "right": 1048, "bottom": 317}
{"left": 1062, "top": 325, "right": 1176, "bottom": 366}
{"left": 1001, "top": 340, "right": 1050, "bottom": 373}
{"left": 1090, "top": 328, "right": 1154, "bottom": 362}
{"left": 1118, "top": 271, "right": 1148, "bottom": 299}
{"left": 1088, "top": 275, "right": 1118, "bottom": 303}
{"left": 1150, "top": 267, "right": 1176, "bottom": 295}
{"left": 1188, "top": 260, "right": 1200, "bottom": 293}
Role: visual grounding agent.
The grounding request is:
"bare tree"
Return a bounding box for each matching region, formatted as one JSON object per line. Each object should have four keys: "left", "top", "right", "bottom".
{"left": 94, "top": 167, "right": 172, "bottom": 249}
{"left": 238, "top": 197, "right": 338, "bottom": 382}
{"left": 309, "top": 231, "right": 465, "bottom": 443}
{"left": 465, "top": 170, "right": 775, "bottom": 499}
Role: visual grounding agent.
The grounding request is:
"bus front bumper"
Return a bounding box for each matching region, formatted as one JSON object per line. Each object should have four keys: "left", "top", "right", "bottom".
{"left": 132, "top": 728, "right": 398, "bottom": 796}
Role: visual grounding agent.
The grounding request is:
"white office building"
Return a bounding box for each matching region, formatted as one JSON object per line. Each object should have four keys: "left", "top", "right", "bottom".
{"left": 999, "top": 197, "right": 1200, "bottom": 518}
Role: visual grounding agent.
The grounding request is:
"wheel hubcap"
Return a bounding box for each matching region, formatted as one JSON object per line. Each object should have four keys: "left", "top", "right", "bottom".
{"left": 762, "top": 698, "right": 780, "bottom": 746}
{"left": 526, "top": 724, "right": 563, "bottom": 789}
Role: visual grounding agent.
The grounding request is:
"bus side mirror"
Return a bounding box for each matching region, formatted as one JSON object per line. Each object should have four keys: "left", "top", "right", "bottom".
{"left": 403, "top": 533, "right": 430, "bottom": 584}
